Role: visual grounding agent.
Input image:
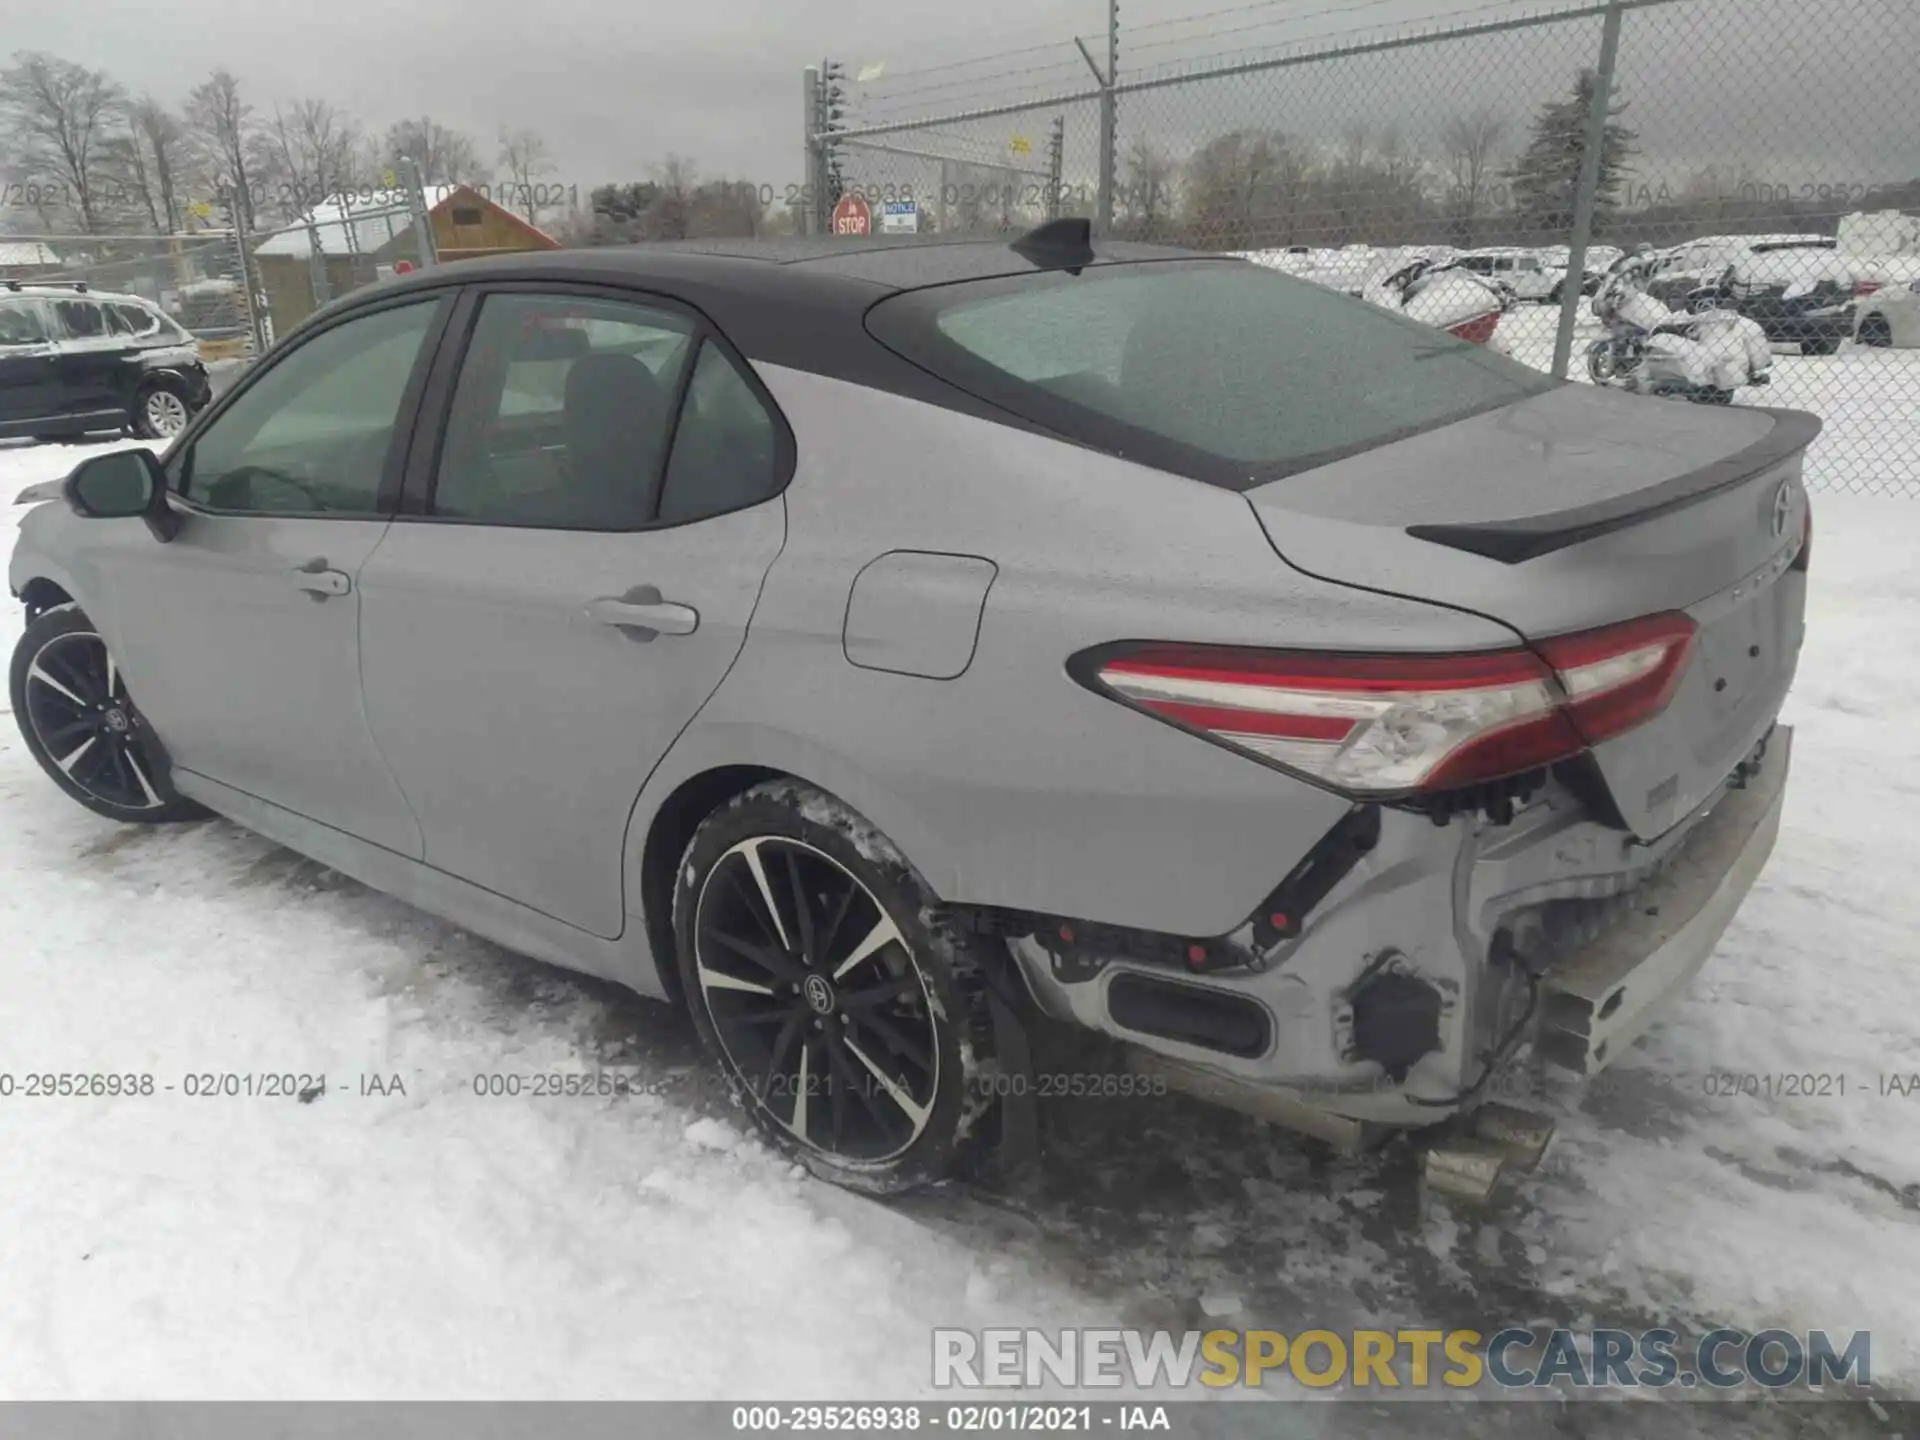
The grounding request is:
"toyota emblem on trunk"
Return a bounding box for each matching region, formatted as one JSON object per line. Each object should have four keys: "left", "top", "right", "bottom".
{"left": 1771, "top": 481, "right": 1794, "bottom": 539}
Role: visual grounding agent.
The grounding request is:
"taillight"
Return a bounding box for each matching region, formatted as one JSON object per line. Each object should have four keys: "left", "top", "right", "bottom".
{"left": 1792, "top": 502, "right": 1812, "bottom": 573}
{"left": 1082, "top": 613, "right": 1697, "bottom": 798}
{"left": 1448, "top": 311, "right": 1501, "bottom": 346}
{"left": 1855, "top": 280, "right": 1883, "bottom": 297}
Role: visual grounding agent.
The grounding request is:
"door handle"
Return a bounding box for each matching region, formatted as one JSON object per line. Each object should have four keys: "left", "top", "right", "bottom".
{"left": 585, "top": 585, "right": 699, "bottom": 640}
{"left": 292, "top": 559, "right": 351, "bottom": 599}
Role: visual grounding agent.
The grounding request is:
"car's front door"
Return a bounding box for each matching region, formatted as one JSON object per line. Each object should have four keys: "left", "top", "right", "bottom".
{"left": 95, "top": 293, "right": 454, "bottom": 856}
{"left": 357, "top": 287, "right": 790, "bottom": 937}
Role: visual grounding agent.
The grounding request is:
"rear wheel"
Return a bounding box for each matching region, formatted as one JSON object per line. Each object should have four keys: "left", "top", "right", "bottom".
{"left": 9, "top": 606, "right": 208, "bottom": 823}
{"left": 131, "top": 378, "right": 192, "bottom": 440}
{"left": 1858, "top": 315, "right": 1894, "bottom": 348}
{"left": 673, "top": 780, "right": 993, "bottom": 1193}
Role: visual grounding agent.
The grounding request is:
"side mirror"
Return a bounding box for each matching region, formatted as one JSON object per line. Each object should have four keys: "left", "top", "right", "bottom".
{"left": 63, "top": 448, "right": 180, "bottom": 542}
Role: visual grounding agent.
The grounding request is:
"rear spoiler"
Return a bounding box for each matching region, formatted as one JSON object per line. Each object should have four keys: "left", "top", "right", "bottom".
{"left": 1406, "top": 408, "right": 1823, "bottom": 564}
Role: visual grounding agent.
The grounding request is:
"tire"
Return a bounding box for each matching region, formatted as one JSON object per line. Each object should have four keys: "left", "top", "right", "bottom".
{"left": 130, "top": 377, "right": 193, "bottom": 441}
{"left": 1802, "top": 337, "right": 1841, "bottom": 357}
{"left": 1858, "top": 315, "right": 1894, "bottom": 349}
{"left": 673, "top": 779, "right": 994, "bottom": 1193}
{"left": 9, "top": 605, "right": 209, "bottom": 824}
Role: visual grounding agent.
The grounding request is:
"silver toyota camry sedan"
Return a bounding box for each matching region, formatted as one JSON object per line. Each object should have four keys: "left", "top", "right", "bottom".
{"left": 7, "top": 222, "right": 1813, "bottom": 1195}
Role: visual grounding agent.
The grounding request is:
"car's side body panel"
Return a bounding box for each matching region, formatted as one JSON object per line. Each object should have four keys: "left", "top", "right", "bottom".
{"left": 619, "top": 364, "right": 1519, "bottom": 943}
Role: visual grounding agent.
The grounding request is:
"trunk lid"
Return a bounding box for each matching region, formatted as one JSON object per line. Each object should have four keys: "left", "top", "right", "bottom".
{"left": 1244, "top": 385, "right": 1815, "bottom": 839}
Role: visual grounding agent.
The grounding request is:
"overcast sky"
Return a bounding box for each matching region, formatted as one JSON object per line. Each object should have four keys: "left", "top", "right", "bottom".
{"left": 7, "top": 0, "right": 1916, "bottom": 194}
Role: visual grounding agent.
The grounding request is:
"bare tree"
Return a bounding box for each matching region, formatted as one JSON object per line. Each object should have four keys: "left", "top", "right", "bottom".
{"left": 689, "top": 179, "right": 766, "bottom": 238}
{"left": 129, "top": 98, "right": 189, "bottom": 232}
{"left": 185, "top": 69, "right": 261, "bottom": 229}
{"left": 1182, "top": 130, "right": 1316, "bottom": 249}
{"left": 380, "top": 117, "right": 486, "bottom": 186}
{"left": 645, "top": 153, "right": 699, "bottom": 239}
{"left": 1442, "top": 106, "right": 1508, "bottom": 246}
{"left": 0, "top": 51, "right": 129, "bottom": 233}
{"left": 1117, "top": 139, "right": 1178, "bottom": 241}
{"left": 497, "top": 127, "right": 554, "bottom": 222}
{"left": 264, "top": 98, "right": 362, "bottom": 218}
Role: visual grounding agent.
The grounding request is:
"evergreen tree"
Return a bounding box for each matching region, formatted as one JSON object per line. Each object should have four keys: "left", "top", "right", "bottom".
{"left": 1506, "top": 69, "right": 1637, "bottom": 238}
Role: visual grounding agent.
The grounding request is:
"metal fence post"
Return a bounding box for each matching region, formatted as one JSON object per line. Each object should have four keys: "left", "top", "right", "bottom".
{"left": 1550, "top": 0, "right": 1626, "bottom": 380}
{"left": 1046, "top": 116, "right": 1066, "bottom": 221}
{"left": 400, "top": 157, "right": 437, "bottom": 269}
{"left": 305, "top": 217, "right": 331, "bottom": 311}
{"left": 228, "top": 226, "right": 266, "bottom": 356}
{"left": 802, "top": 66, "right": 821, "bottom": 235}
{"left": 1099, "top": 0, "right": 1119, "bottom": 233}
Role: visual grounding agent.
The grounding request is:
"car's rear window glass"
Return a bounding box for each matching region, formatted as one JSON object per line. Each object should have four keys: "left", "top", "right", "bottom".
{"left": 867, "top": 261, "right": 1556, "bottom": 488}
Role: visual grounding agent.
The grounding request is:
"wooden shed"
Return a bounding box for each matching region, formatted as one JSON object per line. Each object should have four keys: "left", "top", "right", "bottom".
{"left": 252, "top": 184, "right": 561, "bottom": 339}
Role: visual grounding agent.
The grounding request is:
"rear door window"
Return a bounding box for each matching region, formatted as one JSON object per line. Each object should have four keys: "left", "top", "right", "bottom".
{"left": 54, "top": 299, "right": 107, "bottom": 339}
{"left": 867, "top": 260, "right": 1557, "bottom": 489}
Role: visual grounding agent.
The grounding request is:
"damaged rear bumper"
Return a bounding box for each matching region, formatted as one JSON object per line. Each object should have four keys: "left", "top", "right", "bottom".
{"left": 1001, "top": 729, "right": 1792, "bottom": 1150}
{"left": 1534, "top": 725, "right": 1790, "bottom": 1076}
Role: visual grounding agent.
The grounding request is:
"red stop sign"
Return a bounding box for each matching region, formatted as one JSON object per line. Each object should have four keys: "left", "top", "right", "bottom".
{"left": 831, "top": 194, "right": 872, "bottom": 237}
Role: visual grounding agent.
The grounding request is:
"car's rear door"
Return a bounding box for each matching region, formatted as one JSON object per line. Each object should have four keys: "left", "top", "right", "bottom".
{"left": 0, "top": 297, "right": 60, "bottom": 431}
{"left": 46, "top": 297, "right": 129, "bottom": 425}
{"left": 356, "top": 285, "right": 790, "bottom": 938}
{"left": 93, "top": 291, "right": 455, "bottom": 856}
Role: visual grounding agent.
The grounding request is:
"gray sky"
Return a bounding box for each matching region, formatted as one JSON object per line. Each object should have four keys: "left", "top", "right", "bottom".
{"left": 7, "top": 0, "right": 1916, "bottom": 195}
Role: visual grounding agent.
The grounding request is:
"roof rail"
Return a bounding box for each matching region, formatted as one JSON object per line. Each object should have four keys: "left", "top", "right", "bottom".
{"left": 2, "top": 278, "right": 88, "bottom": 293}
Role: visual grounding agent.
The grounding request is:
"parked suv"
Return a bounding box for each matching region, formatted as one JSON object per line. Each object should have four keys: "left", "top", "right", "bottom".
{"left": 1456, "top": 248, "right": 1556, "bottom": 302}
{"left": 0, "top": 282, "right": 213, "bottom": 442}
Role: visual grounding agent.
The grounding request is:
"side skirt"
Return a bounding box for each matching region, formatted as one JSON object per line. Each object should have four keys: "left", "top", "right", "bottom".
{"left": 172, "top": 770, "right": 669, "bottom": 1000}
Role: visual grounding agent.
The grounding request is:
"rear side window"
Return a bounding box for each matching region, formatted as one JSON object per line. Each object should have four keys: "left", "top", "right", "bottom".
{"left": 868, "top": 261, "right": 1556, "bottom": 488}
{"left": 656, "top": 341, "right": 783, "bottom": 524}
{"left": 55, "top": 299, "right": 106, "bottom": 338}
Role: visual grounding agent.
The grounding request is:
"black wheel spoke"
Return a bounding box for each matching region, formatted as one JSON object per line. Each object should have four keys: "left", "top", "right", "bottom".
{"left": 705, "top": 926, "right": 804, "bottom": 984}
{"left": 850, "top": 1009, "right": 932, "bottom": 1077}
{"left": 783, "top": 849, "right": 817, "bottom": 966}
{"left": 41, "top": 718, "right": 95, "bottom": 749}
{"left": 43, "top": 647, "right": 106, "bottom": 706}
{"left": 763, "top": 1011, "right": 806, "bottom": 1100}
{"left": 696, "top": 834, "right": 940, "bottom": 1165}
{"left": 814, "top": 878, "right": 860, "bottom": 970}
{"left": 825, "top": 1033, "right": 898, "bottom": 1139}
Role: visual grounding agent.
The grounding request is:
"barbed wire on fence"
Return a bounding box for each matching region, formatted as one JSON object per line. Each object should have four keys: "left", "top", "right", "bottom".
{"left": 810, "top": 0, "right": 1920, "bottom": 496}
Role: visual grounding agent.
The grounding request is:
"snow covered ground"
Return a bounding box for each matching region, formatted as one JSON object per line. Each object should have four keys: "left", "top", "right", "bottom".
{"left": 3, "top": 433, "right": 1917, "bottom": 1429}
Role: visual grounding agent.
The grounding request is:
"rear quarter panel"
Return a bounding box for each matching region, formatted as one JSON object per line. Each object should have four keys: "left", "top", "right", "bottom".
{"left": 636, "top": 367, "right": 1519, "bottom": 937}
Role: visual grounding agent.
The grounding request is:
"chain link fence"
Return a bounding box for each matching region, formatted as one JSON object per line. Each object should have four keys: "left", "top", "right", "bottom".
{"left": 1, "top": 230, "right": 261, "bottom": 361}
{"left": 815, "top": 0, "right": 1920, "bottom": 496}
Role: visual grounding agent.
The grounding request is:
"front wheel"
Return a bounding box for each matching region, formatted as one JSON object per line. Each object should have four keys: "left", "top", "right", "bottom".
{"left": 131, "top": 378, "right": 193, "bottom": 440}
{"left": 673, "top": 780, "right": 994, "bottom": 1193}
{"left": 9, "top": 606, "right": 208, "bottom": 823}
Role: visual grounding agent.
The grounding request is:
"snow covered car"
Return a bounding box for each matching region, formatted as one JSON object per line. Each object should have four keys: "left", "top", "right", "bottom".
{"left": 7, "top": 225, "right": 1814, "bottom": 1195}
{"left": 0, "top": 283, "right": 214, "bottom": 441}
{"left": 1455, "top": 248, "right": 1557, "bottom": 303}
{"left": 1852, "top": 268, "right": 1920, "bottom": 349}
